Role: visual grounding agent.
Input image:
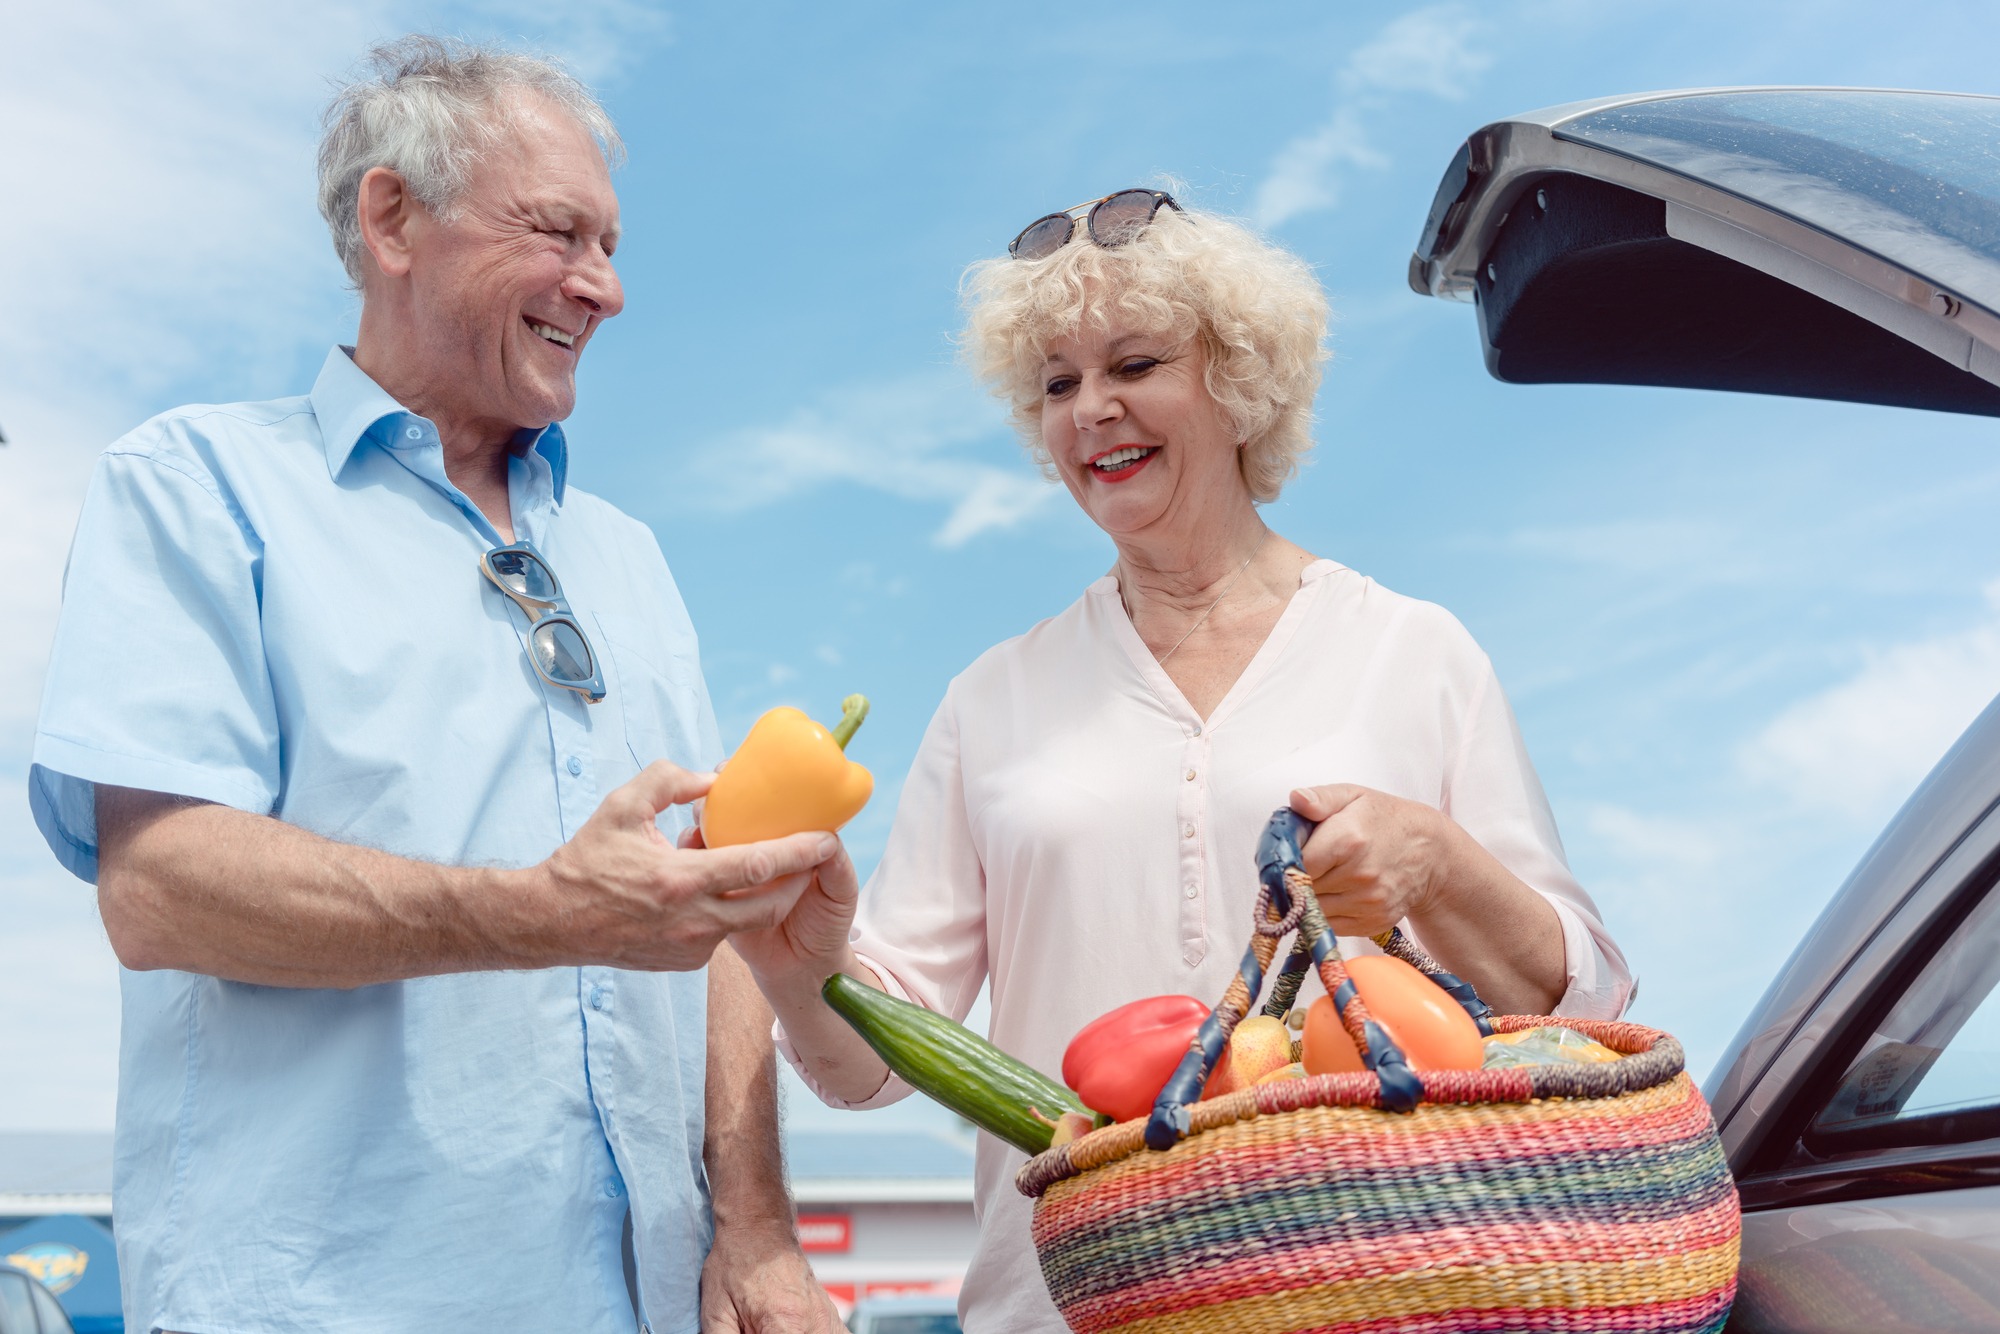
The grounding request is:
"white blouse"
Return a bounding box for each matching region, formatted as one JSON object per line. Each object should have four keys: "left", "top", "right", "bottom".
{"left": 780, "top": 559, "right": 1632, "bottom": 1332}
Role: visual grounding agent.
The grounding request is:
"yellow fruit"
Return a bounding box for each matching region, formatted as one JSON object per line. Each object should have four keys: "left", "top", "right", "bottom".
{"left": 1048, "top": 1110, "right": 1099, "bottom": 1147}
{"left": 1204, "top": 1015, "right": 1293, "bottom": 1096}
{"left": 1254, "top": 1062, "right": 1307, "bottom": 1086}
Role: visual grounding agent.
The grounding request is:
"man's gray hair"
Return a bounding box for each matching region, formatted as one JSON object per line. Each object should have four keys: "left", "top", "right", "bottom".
{"left": 317, "top": 35, "right": 624, "bottom": 287}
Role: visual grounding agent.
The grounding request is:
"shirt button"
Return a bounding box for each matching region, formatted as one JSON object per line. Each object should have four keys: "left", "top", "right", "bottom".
{"left": 567, "top": 756, "right": 583, "bottom": 776}
{"left": 589, "top": 986, "right": 607, "bottom": 1011}
{"left": 404, "top": 425, "right": 422, "bottom": 440}
{"left": 1184, "top": 885, "right": 1198, "bottom": 899}
{"left": 1185, "top": 769, "right": 1197, "bottom": 782}
{"left": 604, "top": 1179, "right": 623, "bottom": 1198}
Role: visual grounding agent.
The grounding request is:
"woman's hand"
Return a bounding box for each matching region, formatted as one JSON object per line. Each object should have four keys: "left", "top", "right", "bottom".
{"left": 689, "top": 823, "right": 896, "bottom": 1105}
{"left": 1287, "top": 782, "right": 1567, "bottom": 1014}
{"left": 1288, "top": 784, "right": 1460, "bottom": 936}
{"left": 685, "top": 823, "right": 861, "bottom": 1001}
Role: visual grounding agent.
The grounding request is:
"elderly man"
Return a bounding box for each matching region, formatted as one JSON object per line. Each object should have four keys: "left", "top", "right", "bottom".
{"left": 29, "top": 36, "right": 845, "bottom": 1334}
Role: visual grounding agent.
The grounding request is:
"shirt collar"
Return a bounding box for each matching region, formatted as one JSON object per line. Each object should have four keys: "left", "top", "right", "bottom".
{"left": 309, "top": 346, "right": 569, "bottom": 504}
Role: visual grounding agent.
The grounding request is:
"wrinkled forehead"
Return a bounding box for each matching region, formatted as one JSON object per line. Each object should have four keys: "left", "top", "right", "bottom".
{"left": 473, "top": 90, "right": 620, "bottom": 213}
{"left": 1033, "top": 290, "right": 1196, "bottom": 367}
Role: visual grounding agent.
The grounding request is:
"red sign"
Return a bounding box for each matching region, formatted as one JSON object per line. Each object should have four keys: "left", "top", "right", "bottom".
{"left": 796, "top": 1213, "right": 852, "bottom": 1254}
{"left": 864, "top": 1279, "right": 959, "bottom": 1298}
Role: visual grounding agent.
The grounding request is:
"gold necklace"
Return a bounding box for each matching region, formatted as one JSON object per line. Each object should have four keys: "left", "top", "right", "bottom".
{"left": 1127, "top": 532, "right": 1268, "bottom": 665}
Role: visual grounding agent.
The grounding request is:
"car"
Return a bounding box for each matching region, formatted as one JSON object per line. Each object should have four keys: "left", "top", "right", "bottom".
{"left": 845, "top": 1292, "right": 963, "bottom": 1334}
{"left": 1411, "top": 87, "right": 2000, "bottom": 1330}
{"left": 0, "top": 1263, "right": 75, "bottom": 1334}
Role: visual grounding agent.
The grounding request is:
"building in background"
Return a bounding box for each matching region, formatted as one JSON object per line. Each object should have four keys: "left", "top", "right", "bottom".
{"left": 0, "top": 1135, "right": 116, "bottom": 1332}
{"left": 784, "top": 1127, "right": 977, "bottom": 1320}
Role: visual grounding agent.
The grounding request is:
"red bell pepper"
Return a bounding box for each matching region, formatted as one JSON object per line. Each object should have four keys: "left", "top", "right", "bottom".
{"left": 1061, "top": 995, "right": 1210, "bottom": 1124}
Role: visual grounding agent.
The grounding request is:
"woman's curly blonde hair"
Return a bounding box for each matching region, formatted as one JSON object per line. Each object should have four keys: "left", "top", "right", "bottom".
{"left": 960, "top": 203, "right": 1330, "bottom": 503}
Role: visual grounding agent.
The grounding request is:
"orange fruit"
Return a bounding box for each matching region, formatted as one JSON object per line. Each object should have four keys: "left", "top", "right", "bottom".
{"left": 1299, "top": 955, "right": 1484, "bottom": 1074}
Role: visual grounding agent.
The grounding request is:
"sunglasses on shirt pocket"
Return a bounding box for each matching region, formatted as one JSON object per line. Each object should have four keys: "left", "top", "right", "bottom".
{"left": 480, "top": 541, "right": 607, "bottom": 703}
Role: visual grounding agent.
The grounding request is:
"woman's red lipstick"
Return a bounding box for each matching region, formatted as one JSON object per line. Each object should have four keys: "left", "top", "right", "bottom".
{"left": 1086, "top": 445, "right": 1160, "bottom": 483}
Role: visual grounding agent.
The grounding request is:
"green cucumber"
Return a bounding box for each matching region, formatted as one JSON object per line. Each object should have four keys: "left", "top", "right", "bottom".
{"left": 822, "top": 972, "right": 1088, "bottom": 1154}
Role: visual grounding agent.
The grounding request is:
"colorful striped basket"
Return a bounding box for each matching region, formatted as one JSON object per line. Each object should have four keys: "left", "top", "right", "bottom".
{"left": 1016, "top": 810, "right": 1740, "bottom": 1334}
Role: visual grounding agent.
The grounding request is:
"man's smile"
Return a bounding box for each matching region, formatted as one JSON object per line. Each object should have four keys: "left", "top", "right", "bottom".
{"left": 525, "top": 316, "right": 578, "bottom": 349}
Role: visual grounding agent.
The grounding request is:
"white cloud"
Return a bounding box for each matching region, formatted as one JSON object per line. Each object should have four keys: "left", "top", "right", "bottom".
{"left": 1580, "top": 802, "right": 1729, "bottom": 875}
{"left": 1554, "top": 582, "right": 2000, "bottom": 1078}
{"left": 1251, "top": 108, "right": 1389, "bottom": 231}
{"left": 1342, "top": 4, "right": 1494, "bottom": 99}
{"left": 1498, "top": 518, "right": 1750, "bottom": 578}
{"left": 1739, "top": 580, "right": 2000, "bottom": 824}
{"left": 1252, "top": 5, "right": 1491, "bottom": 230}
{"left": 449, "top": 0, "right": 673, "bottom": 83}
{"left": 688, "top": 375, "right": 1059, "bottom": 548}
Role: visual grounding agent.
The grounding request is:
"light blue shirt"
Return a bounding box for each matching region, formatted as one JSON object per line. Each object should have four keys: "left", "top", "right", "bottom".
{"left": 31, "top": 347, "right": 723, "bottom": 1334}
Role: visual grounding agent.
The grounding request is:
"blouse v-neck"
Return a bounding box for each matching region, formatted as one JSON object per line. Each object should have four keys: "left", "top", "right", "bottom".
{"left": 1094, "top": 557, "right": 1345, "bottom": 729}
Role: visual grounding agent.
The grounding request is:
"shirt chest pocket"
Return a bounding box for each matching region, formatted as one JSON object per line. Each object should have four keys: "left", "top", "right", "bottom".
{"left": 592, "top": 612, "right": 706, "bottom": 780}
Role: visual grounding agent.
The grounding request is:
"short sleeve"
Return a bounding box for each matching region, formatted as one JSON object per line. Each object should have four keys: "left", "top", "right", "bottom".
{"left": 775, "top": 685, "right": 990, "bottom": 1109}
{"left": 30, "top": 446, "right": 280, "bottom": 882}
{"left": 1442, "top": 653, "right": 1635, "bottom": 1019}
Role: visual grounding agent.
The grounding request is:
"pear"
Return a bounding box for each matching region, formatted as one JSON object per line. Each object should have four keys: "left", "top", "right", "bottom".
{"left": 1203, "top": 1015, "right": 1294, "bottom": 1097}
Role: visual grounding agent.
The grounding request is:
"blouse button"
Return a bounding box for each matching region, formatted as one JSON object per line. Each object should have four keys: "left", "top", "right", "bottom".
{"left": 1184, "top": 769, "right": 1196, "bottom": 782}
{"left": 1183, "top": 823, "right": 1196, "bottom": 839}
{"left": 1191, "top": 723, "right": 1203, "bottom": 736}
{"left": 1183, "top": 885, "right": 1198, "bottom": 899}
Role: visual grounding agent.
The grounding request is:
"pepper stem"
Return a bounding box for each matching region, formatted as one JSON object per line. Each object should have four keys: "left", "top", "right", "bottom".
{"left": 829, "top": 694, "right": 870, "bottom": 750}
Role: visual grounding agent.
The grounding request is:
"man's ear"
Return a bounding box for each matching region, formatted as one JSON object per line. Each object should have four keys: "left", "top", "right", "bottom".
{"left": 357, "top": 166, "right": 418, "bottom": 280}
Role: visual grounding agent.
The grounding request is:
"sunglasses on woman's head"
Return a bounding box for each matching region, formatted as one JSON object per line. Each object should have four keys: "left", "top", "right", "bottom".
{"left": 1008, "top": 189, "right": 1183, "bottom": 261}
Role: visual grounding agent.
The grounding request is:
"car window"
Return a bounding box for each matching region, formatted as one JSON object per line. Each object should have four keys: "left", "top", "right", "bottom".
{"left": 1806, "top": 877, "right": 2000, "bottom": 1152}
{"left": 26, "top": 1281, "right": 67, "bottom": 1334}
{"left": 1555, "top": 91, "right": 2000, "bottom": 312}
{"left": 0, "top": 1273, "right": 37, "bottom": 1334}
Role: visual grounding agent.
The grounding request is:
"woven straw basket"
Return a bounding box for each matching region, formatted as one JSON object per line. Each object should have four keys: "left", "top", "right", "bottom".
{"left": 1016, "top": 810, "right": 1740, "bottom": 1334}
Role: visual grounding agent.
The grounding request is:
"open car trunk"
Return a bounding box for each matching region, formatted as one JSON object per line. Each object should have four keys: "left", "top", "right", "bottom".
{"left": 1410, "top": 88, "right": 2000, "bottom": 417}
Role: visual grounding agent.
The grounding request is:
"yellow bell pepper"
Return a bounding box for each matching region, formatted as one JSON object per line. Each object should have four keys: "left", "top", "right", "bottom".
{"left": 699, "top": 695, "right": 873, "bottom": 847}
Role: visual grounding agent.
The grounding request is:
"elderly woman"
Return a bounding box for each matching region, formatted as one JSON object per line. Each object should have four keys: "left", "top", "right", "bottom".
{"left": 733, "top": 191, "right": 1632, "bottom": 1332}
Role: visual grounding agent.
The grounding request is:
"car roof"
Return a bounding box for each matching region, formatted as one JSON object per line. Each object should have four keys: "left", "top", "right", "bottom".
{"left": 1409, "top": 86, "right": 2000, "bottom": 416}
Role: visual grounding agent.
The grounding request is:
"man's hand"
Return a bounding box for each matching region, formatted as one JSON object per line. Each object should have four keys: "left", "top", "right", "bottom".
{"left": 699, "top": 1219, "right": 842, "bottom": 1333}
{"left": 94, "top": 762, "right": 838, "bottom": 991}
{"left": 526, "top": 761, "right": 839, "bottom": 972}
{"left": 1289, "top": 783, "right": 1460, "bottom": 937}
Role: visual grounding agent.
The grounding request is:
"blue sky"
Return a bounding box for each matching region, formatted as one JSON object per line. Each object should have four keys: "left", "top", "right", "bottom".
{"left": 3, "top": 0, "right": 1999, "bottom": 1136}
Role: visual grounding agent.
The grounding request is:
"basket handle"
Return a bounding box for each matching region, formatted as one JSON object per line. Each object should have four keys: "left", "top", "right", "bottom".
{"left": 1145, "top": 810, "right": 1430, "bottom": 1150}
{"left": 1255, "top": 810, "right": 1496, "bottom": 1037}
{"left": 1262, "top": 916, "right": 1496, "bottom": 1037}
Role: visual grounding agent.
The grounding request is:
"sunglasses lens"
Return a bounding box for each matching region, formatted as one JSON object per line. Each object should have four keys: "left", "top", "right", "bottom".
{"left": 1011, "top": 214, "right": 1075, "bottom": 260}
{"left": 489, "top": 550, "right": 558, "bottom": 601}
{"left": 1090, "top": 190, "right": 1163, "bottom": 247}
{"left": 531, "top": 619, "right": 594, "bottom": 684}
